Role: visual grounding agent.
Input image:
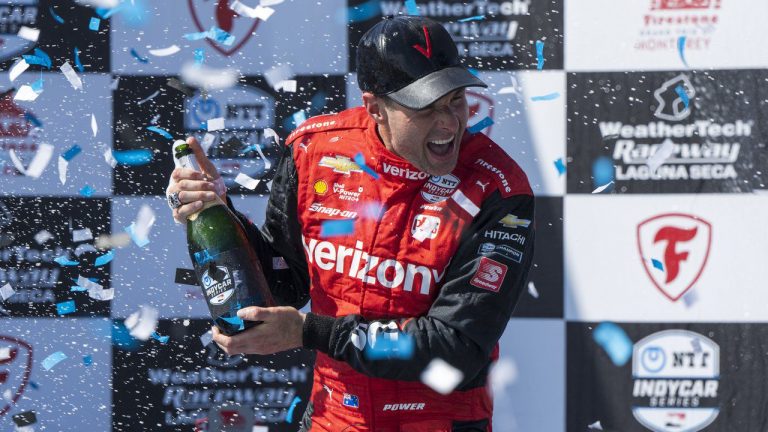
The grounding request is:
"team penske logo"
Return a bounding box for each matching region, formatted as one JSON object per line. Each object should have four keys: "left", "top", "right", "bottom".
{"left": 302, "top": 236, "right": 447, "bottom": 295}
{"left": 499, "top": 214, "right": 531, "bottom": 229}
{"left": 319, "top": 155, "right": 362, "bottom": 175}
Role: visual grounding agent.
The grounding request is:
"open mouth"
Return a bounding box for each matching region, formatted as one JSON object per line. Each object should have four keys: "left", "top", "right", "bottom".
{"left": 427, "top": 136, "right": 454, "bottom": 157}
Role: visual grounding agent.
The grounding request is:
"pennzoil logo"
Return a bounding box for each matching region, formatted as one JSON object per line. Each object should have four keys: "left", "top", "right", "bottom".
{"left": 498, "top": 214, "right": 531, "bottom": 229}
{"left": 318, "top": 155, "right": 362, "bottom": 175}
{"left": 632, "top": 329, "right": 720, "bottom": 431}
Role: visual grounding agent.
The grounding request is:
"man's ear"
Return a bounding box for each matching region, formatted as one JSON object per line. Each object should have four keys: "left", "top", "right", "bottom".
{"left": 362, "top": 92, "right": 387, "bottom": 124}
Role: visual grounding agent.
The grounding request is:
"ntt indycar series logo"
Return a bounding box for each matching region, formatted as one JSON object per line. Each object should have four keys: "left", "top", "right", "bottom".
{"left": 201, "top": 266, "right": 234, "bottom": 305}
{"left": 632, "top": 330, "right": 720, "bottom": 432}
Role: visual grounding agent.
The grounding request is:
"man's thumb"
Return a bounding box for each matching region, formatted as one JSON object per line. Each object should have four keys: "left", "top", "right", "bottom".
{"left": 186, "top": 136, "right": 219, "bottom": 179}
{"left": 237, "top": 306, "right": 265, "bottom": 322}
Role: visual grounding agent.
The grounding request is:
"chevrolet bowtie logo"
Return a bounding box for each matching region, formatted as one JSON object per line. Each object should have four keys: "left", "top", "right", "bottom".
{"left": 318, "top": 155, "right": 362, "bottom": 175}
{"left": 498, "top": 214, "right": 531, "bottom": 229}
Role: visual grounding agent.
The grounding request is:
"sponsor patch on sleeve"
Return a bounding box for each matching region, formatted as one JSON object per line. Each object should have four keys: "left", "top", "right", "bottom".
{"left": 469, "top": 257, "right": 508, "bottom": 293}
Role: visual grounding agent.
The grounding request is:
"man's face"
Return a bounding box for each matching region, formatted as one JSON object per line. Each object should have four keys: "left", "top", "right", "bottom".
{"left": 377, "top": 89, "right": 469, "bottom": 176}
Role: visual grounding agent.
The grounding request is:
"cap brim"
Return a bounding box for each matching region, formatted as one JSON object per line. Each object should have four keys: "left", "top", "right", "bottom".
{"left": 387, "top": 66, "right": 487, "bottom": 110}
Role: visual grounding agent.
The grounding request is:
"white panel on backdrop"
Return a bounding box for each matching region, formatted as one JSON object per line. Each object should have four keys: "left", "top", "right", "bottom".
{"left": 111, "top": 0, "right": 347, "bottom": 75}
{"left": 565, "top": 194, "right": 768, "bottom": 322}
{"left": 565, "top": 0, "right": 768, "bottom": 71}
{"left": 345, "top": 71, "right": 566, "bottom": 196}
{"left": 111, "top": 194, "right": 269, "bottom": 319}
{"left": 0, "top": 318, "right": 111, "bottom": 430}
{"left": 493, "top": 318, "right": 565, "bottom": 431}
{"left": 0, "top": 74, "right": 113, "bottom": 197}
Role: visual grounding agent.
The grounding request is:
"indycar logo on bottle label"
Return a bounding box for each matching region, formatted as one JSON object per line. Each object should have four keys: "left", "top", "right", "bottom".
{"left": 421, "top": 174, "right": 460, "bottom": 203}
{"left": 470, "top": 256, "right": 507, "bottom": 292}
{"left": 201, "top": 266, "right": 234, "bottom": 305}
{"left": 632, "top": 329, "right": 720, "bottom": 432}
{"left": 637, "top": 213, "right": 712, "bottom": 302}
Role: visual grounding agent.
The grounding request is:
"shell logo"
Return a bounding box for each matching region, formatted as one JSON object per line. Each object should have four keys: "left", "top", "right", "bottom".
{"left": 313, "top": 180, "right": 328, "bottom": 195}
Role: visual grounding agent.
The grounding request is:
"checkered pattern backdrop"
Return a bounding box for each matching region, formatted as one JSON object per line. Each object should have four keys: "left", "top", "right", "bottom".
{"left": 1, "top": 0, "right": 767, "bottom": 431}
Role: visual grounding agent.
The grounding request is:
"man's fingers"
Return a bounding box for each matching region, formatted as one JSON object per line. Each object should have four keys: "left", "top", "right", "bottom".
{"left": 176, "top": 201, "right": 203, "bottom": 219}
{"left": 237, "top": 306, "right": 270, "bottom": 322}
{"left": 178, "top": 190, "right": 216, "bottom": 203}
{"left": 187, "top": 137, "right": 220, "bottom": 180}
{"left": 176, "top": 179, "right": 216, "bottom": 191}
{"left": 171, "top": 167, "right": 204, "bottom": 181}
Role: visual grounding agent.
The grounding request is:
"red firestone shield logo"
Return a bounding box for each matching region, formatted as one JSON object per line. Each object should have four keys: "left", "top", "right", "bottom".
{"left": 466, "top": 90, "right": 494, "bottom": 136}
{"left": 0, "top": 336, "right": 33, "bottom": 417}
{"left": 188, "top": 0, "right": 261, "bottom": 56}
{"left": 637, "top": 213, "right": 712, "bottom": 302}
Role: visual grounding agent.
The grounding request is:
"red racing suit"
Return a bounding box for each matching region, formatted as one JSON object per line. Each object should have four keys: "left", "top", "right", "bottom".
{"left": 231, "top": 107, "right": 535, "bottom": 431}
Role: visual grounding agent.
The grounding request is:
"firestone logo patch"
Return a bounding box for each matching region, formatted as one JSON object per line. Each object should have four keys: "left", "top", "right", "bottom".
{"left": 632, "top": 329, "right": 720, "bottom": 432}
{"left": 188, "top": 0, "right": 261, "bottom": 56}
{"left": 637, "top": 213, "right": 712, "bottom": 302}
{"left": 0, "top": 335, "right": 33, "bottom": 417}
{"left": 635, "top": 0, "right": 722, "bottom": 53}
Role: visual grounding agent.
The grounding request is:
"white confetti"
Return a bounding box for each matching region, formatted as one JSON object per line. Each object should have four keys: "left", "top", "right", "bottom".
{"left": 34, "top": 230, "right": 53, "bottom": 245}
{"left": 95, "top": 233, "right": 131, "bottom": 249}
{"left": 181, "top": 63, "right": 239, "bottom": 91}
{"left": 109, "top": 76, "right": 121, "bottom": 90}
{"left": 14, "top": 85, "right": 41, "bottom": 101}
{"left": 201, "top": 133, "right": 216, "bottom": 154}
{"left": 0, "top": 283, "right": 15, "bottom": 301}
{"left": 200, "top": 330, "right": 213, "bottom": 347}
{"left": 125, "top": 305, "right": 159, "bottom": 341}
{"left": 74, "top": 243, "right": 98, "bottom": 256}
{"left": 134, "top": 204, "right": 156, "bottom": 243}
{"left": 646, "top": 138, "right": 675, "bottom": 173}
{"left": 275, "top": 79, "right": 297, "bottom": 92}
{"left": 2, "top": 388, "right": 12, "bottom": 401}
{"left": 527, "top": 281, "right": 539, "bottom": 298}
{"left": 420, "top": 358, "right": 463, "bottom": 395}
{"left": 74, "top": 0, "right": 118, "bottom": 7}
{"left": 230, "top": 1, "right": 275, "bottom": 20}
{"left": 260, "top": 0, "right": 284, "bottom": 5}
{"left": 207, "top": 117, "right": 225, "bottom": 131}
{"left": 9, "top": 58, "right": 29, "bottom": 82}
{"left": 77, "top": 276, "right": 113, "bottom": 301}
{"left": 60, "top": 61, "right": 83, "bottom": 90}
{"left": 9, "top": 143, "right": 54, "bottom": 178}
{"left": 103, "top": 146, "right": 117, "bottom": 168}
{"left": 588, "top": 420, "right": 604, "bottom": 430}
{"left": 592, "top": 181, "right": 613, "bottom": 194}
{"left": 72, "top": 228, "right": 93, "bottom": 242}
{"left": 91, "top": 113, "right": 98, "bottom": 137}
{"left": 235, "top": 172, "right": 260, "bottom": 190}
{"left": 148, "top": 45, "right": 181, "bottom": 57}
{"left": 137, "top": 90, "right": 159, "bottom": 105}
{"left": 489, "top": 358, "right": 518, "bottom": 394}
{"left": 58, "top": 156, "right": 68, "bottom": 185}
{"left": 17, "top": 26, "right": 40, "bottom": 42}
{"left": 264, "top": 63, "right": 293, "bottom": 90}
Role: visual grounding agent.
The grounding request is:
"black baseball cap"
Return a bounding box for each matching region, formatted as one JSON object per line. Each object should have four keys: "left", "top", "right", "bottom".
{"left": 356, "top": 15, "right": 487, "bottom": 110}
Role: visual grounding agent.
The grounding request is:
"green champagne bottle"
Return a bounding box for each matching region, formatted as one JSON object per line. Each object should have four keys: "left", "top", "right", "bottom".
{"left": 172, "top": 140, "right": 274, "bottom": 335}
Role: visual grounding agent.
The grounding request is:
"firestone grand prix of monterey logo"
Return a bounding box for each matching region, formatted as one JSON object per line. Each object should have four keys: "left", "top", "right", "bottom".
{"left": 637, "top": 213, "right": 712, "bottom": 302}
{"left": 188, "top": 0, "right": 261, "bottom": 56}
{"left": 0, "top": 336, "right": 33, "bottom": 417}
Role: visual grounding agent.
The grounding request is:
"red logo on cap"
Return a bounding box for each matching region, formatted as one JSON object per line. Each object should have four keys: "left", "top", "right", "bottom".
{"left": 412, "top": 26, "right": 433, "bottom": 59}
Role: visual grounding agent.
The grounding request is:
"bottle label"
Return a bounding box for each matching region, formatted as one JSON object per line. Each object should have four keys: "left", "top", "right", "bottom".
{"left": 193, "top": 247, "right": 268, "bottom": 319}
{"left": 200, "top": 264, "right": 235, "bottom": 305}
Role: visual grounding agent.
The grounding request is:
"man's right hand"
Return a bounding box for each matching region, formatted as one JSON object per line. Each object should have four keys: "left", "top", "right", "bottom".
{"left": 166, "top": 137, "right": 226, "bottom": 224}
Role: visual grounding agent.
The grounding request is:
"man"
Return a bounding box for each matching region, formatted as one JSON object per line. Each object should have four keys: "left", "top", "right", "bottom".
{"left": 167, "top": 16, "right": 534, "bottom": 432}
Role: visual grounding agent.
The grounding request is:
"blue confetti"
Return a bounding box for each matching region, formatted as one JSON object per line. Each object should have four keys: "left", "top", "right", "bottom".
{"left": 194, "top": 249, "right": 214, "bottom": 265}
{"left": 29, "top": 381, "right": 39, "bottom": 390}
{"left": 94, "top": 250, "right": 115, "bottom": 267}
{"left": 54, "top": 255, "right": 79, "bottom": 266}
{"left": 130, "top": 48, "right": 149, "bottom": 63}
{"left": 220, "top": 315, "right": 245, "bottom": 331}
{"left": 651, "top": 258, "right": 664, "bottom": 272}
{"left": 530, "top": 92, "right": 560, "bottom": 101}
{"left": 404, "top": 0, "right": 420, "bottom": 15}
{"left": 536, "top": 40, "right": 545, "bottom": 70}
{"left": 593, "top": 322, "right": 632, "bottom": 367}
{"left": 353, "top": 152, "right": 380, "bottom": 180}
{"left": 194, "top": 48, "right": 204, "bottom": 65}
{"left": 56, "top": 300, "right": 76, "bottom": 315}
{"left": 30, "top": 78, "right": 44, "bottom": 93}
{"left": 341, "top": 0, "right": 381, "bottom": 23}
{"left": 112, "top": 321, "right": 141, "bottom": 351}
{"left": 291, "top": 110, "right": 308, "bottom": 127}
{"left": 61, "top": 145, "right": 82, "bottom": 161}
{"left": 208, "top": 26, "right": 235, "bottom": 46}
{"left": 49, "top": 6, "right": 65, "bottom": 24}
{"left": 365, "top": 332, "right": 415, "bottom": 360}
{"left": 592, "top": 156, "right": 614, "bottom": 190}
{"left": 89, "top": 17, "right": 101, "bottom": 31}
{"left": 146, "top": 126, "right": 172, "bottom": 140}
{"left": 285, "top": 396, "right": 302, "bottom": 424}
{"left": 124, "top": 222, "right": 150, "bottom": 248}
{"left": 677, "top": 35, "right": 688, "bottom": 68}
{"left": 95, "top": 8, "right": 110, "bottom": 18}
{"left": 467, "top": 116, "right": 494, "bottom": 134}
{"left": 151, "top": 332, "right": 169, "bottom": 344}
{"left": 554, "top": 158, "right": 566, "bottom": 176}
{"left": 675, "top": 84, "right": 690, "bottom": 109}
{"left": 23, "top": 48, "right": 52, "bottom": 69}
{"left": 74, "top": 47, "right": 84, "bottom": 72}
{"left": 42, "top": 351, "right": 68, "bottom": 370}
{"left": 79, "top": 185, "right": 95, "bottom": 197}
{"left": 25, "top": 112, "right": 42, "bottom": 127}
{"left": 182, "top": 30, "right": 209, "bottom": 41}
{"left": 70, "top": 285, "right": 87, "bottom": 292}
{"left": 467, "top": 68, "right": 479, "bottom": 77}
{"left": 112, "top": 149, "right": 153, "bottom": 165}
{"left": 459, "top": 15, "right": 485, "bottom": 22}
{"left": 320, "top": 219, "right": 356, "bottom": 238}
{"left": 83, "top": 355, "right": 92, "bottom": 366}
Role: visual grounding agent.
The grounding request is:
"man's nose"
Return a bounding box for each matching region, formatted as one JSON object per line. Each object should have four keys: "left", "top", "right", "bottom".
{"left": 436, "top": 107, "right": 460, "bottom": 132}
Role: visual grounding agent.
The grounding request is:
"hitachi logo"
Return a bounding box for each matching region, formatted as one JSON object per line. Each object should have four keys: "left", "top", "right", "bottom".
{"left": 301, "top": 236, "right": 446, "bottom": 295}
{"left": 382, "top": 162, "right": 429, "bottom": 180}
{"left": 599, "top": 120, "right": 752, "bottom": 140}
{"left": 382, "top": 402, "right": 426, "bottom": 411}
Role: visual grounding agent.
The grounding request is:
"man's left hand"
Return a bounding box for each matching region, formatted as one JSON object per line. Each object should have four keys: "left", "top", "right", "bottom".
{"left": 212, "top": 306, "right": 306, "bottom": 355}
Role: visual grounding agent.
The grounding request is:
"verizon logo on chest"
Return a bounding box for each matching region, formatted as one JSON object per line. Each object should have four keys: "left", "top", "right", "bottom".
{"left": 301, "top": 236, "right": 446, "bottom": 295}
{"left": 382, "top": 162, "right": 429, "bottom": 180}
